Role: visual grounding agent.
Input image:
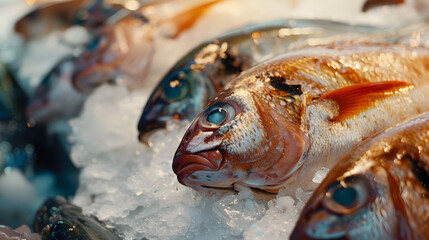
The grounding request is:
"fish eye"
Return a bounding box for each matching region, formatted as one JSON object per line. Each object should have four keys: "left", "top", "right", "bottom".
{"left": 162, "top": 71, "right": 190, "bottom": 102}
{"left": 323, "top": 175, "right": 370, "bottom": 215}
{"left": 202, "top": 102, "right": 235, "bottom": 127}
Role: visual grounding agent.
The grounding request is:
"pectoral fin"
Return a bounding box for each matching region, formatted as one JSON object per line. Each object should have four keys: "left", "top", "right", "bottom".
{"left": 162, "top": 0, "right": 223, "bottom": 38}
{"left": 362, "top": 0, "right": 404, "bottom": 12}
{"left": 319, "top": 81, "right": 413, "bottom": 122}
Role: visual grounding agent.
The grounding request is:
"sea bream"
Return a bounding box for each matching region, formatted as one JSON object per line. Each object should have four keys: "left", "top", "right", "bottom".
{"left": 137, "top": 19, "right": 382, "bottom": 142}
{"left": 173, "top": 41, "right": 429, "bottom": 194}
{"left": 290, "top": 112, "right": 429, "bottom": 240}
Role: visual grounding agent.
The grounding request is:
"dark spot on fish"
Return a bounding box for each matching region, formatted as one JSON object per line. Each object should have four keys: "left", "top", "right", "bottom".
{"left": 407, "top": 155, "right": 429, "bottom": 196}
{"left": 269, "top": 76, "right": 302, "bottom": 95}
{"left": 220, "top": 51, "right": 243, "bottom": 73}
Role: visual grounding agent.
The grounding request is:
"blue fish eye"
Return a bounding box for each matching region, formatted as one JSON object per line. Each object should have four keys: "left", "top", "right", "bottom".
{"left": 162, "top": 72, "right": 189, "bottom": 101}
{"left": 333, "top": 186, "right": 357, "bottom": 207}
{"left": 207, "top": 108, "right": 227, "bottom": 125}
{"left": 202, "top": 102, "right": 236, "bottom": 128}
{"left": 323, "top": 175, "right": 371, "bottom": 215}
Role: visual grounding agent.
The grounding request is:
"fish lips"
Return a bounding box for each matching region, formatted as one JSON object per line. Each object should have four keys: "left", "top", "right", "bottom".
{"left": 137, "top": 98, "right": 169, "bottom": 143}
{"left": 172, "top": 128, "right": 235, "bottom": 191}
{"left": 173, "top": 150, "right": 226, "bottom": 187}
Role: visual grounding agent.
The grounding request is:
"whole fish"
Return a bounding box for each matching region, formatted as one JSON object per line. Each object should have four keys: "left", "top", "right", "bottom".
{"left": 26, "top": 55, "right": 86, "bottom": 124}
{"left": 173, "top": 42, "right": 429, "bottom": 194}
{"left": 291, "top": 112, "right": 429, "bottom": 240}
{"left": 72, "top": 0, "right": 224, "bottom": 93}
{"left": 137, "top": 19, "right": 381, "bottom": 142}
{"left": 34, "top": 196, "right": 121, "bottom": 240}
{"left": 0, "top": 225, "right": 41, "bottom": 240}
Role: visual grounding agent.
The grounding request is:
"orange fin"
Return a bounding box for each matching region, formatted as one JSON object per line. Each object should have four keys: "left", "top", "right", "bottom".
{"left": 163, "top": 0, "right": 223, "bottom": 38}
{"left": 319, "top": 81, "right": 413, "bottom": 122}
{"left": 362, "top": 0, "right": 404, "bottom": 12}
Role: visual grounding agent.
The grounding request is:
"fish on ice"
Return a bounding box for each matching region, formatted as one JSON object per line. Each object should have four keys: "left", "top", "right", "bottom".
{"left": 291, "top": 112, "right": 429, "bottom": 239}
{"left": 173, "top": 41, "right": 429, "bottom": 194}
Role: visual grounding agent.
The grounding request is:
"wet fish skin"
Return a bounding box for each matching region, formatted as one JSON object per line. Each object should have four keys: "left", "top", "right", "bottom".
{"left": 290, "top": 112, "right": 429, "bottom": 240}
{"left": 26, "top": 55, "right": 86, "bottom": 124}
{"left": 173, "top": 42, "right": 429, "bottom": 194}
{"left": 137, "top": 19, "right": 381, "bottom": 142}
{"left": 34, "top": 196, "right": 121, "bottom": 240}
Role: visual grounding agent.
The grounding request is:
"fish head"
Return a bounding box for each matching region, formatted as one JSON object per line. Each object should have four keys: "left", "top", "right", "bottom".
{"left": 291, "top": 152, "right": 416, "bottom": 239}
{"left": 138, "top": 64, "right": 216, "bottom": 142}
{"left": 27, "top": 56, "right": 85, "bottom": 124}
{"left": 73, "top": 14, "right": 153, "bottom": 93}
{"left": 173, "top": 75, "right": 310, "bottom": 193}
{"left": 72, "top": 27, "right": 115, "bottom": 93}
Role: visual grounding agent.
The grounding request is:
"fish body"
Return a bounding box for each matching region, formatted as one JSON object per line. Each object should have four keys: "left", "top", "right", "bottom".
{"left": 34, "top": 196, "right": 121, "bottom": 240}
{"left": 173, "top": 42, "right": 429, "bottom": 194}
{"left": 137, "top": 19, "right": 381, "bottom": 141}
{"left": 72, "top": 0, "right": 223, "bottom": 93}
{"left": 26, "top": 55, "right": 86, "bottom": 124}
{"left": 291, "top": 112, "right": 429, "bottom": 240}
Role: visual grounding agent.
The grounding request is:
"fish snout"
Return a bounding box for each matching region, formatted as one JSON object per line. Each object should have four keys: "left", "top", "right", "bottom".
{"left": 173, "top": 121, "right": 228, "bottom": 189}
{"left": 173, "top": 150, "right": 225, "bottom": 188}
{"left": 137, "top": 99, "right": 169, "bottom": 143}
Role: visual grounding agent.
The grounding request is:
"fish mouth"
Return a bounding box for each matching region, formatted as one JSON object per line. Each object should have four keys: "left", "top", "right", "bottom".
{"left": 173, "top": 150, "right": 235, "bottom": 191}
{"left": 137, "top": 101, "right": 169, "bottom": 144}
{"left": 138, "top": 120, "right": 167, "bottom": 144}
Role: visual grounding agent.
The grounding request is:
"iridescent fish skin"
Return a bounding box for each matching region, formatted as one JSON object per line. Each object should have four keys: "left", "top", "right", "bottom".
{"left": 291, "top": 112, "right": 429, "bottom": 240}
{"left": 137, "top": 19, "right": 380, "bottom": 141}
{"left": 173, "top": 42, "right": 429, "bottom": 194}
{"left": 34, "top": 196, "right": 121, "bottom": 240}
{"left": 26, "top": 55, "right": 86, "bottom": 124}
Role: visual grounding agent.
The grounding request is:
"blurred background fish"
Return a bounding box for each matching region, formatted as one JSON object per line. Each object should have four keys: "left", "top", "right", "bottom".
{"left": 291, "top": 112, "right": 429, "bottom": 240}
{"left": 72, "top": 0, "right": 225, "bottom": 94}
{"left": 26, "top": 55, "right": 86, "bottom": 125}
{"left": 34, "top": 196, "right": 121, "bottom": 240}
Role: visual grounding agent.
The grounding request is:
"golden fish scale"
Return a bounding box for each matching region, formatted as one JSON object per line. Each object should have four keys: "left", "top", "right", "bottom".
{"left": 225, "top": 44, "right": 429, "bottom": 128}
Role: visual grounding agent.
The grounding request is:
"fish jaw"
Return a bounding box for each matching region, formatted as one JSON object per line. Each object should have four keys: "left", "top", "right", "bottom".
{"left": 172, "top": 118, "right": 233, "bottom": 191}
